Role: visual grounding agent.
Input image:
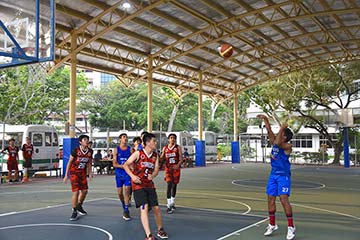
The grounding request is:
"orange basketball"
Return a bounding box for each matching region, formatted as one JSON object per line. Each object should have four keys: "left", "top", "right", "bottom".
{"left": 218, "top": 44, "right": 233, "bottom": 58}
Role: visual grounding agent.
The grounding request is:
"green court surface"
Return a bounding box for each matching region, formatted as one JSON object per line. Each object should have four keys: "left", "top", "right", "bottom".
{"left": 0, "top": 163, "right": 359, "bottom": 240}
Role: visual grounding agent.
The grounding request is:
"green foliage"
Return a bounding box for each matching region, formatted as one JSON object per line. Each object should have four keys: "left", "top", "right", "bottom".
{"left": 217, "top": 143, "right": 231, "bottom": 159}
{"left": 245, "top": 61, "right": 360, "bottom": 164}
{"left": 0, "top": 65, "right": 86, "bottom": 125}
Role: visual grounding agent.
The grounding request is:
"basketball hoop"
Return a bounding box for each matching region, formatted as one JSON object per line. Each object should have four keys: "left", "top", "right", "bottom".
{"left": 27, "top": 62, "right": 48, "bottom": 84}
{"left": 23, "top": 47, "right": 48, "bottom": 59}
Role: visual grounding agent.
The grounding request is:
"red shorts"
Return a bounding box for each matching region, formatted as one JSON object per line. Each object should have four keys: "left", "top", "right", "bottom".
{"left": 70, "top": 172, "right": 88, "bottom": 192}
{"left": 164, "top": 168, "right": 181, "bottom": 184}
{"left": 7, "top": 160, "right": 18, "bottom": 172}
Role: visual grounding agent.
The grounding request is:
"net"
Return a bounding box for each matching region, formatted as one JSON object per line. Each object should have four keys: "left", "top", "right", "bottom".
{"left": 27, "top": 62, "right": 48, "bottom": 83}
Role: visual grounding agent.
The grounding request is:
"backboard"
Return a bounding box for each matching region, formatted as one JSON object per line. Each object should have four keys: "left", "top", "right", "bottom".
{"left": 0, "top": 0, "right": 55, "bottom": 69}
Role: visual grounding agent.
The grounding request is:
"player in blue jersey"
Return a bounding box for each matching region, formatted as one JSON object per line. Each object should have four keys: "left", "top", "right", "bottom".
{"left": 257, "top": 114, "right": 295, "bottom": 240}
{"left": 113, "top": 133, "right": 132, "bottom": 221}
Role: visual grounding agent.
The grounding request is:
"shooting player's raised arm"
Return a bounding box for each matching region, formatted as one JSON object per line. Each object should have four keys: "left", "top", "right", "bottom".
{"left": 257, "top": 114, "right": 275, "bottom": 145}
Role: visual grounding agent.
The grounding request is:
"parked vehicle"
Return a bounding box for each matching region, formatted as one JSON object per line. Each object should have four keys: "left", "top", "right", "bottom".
{"left": 0, "top": 124, "right": 59, "bottom": 171}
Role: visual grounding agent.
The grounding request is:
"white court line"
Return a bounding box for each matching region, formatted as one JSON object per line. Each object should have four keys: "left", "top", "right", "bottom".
{"left": 0, "top": 198, "right": 106, "bottom": 217}
{"left": 103, "top": 197, "right": 266, "bottom": 218}
{"left": 0, "top": 190, "right": 69, "bottom": 195}
{"left": 216, "top": 218, "right": 268, "bottom": 240}
{"left": 0, "top": 223, "right": 113, "bottom": 240}
{"left": 231, "top": 179, "right": 326, "bottom": 190}
{"left": 293, "top": 203, "right": 360, "bottom": 220}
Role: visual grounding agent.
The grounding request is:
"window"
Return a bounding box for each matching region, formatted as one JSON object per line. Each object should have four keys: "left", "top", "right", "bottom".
{"left": 182, "top": 137, "right": 186, "bottom": 146}
{"left": 45, "top": 132, "right": 52, "bottom": 146}
{"left": 291, "top": 135, "right": 312, "bottom": 148}
{"left": 53, "top": 132, "right": 59, "bottom": 146}
{"left": 100, "top": 73, "right": 116, "bottom": 85}
{"left": 32, "top": 133, "right": 43, "bottom": 147}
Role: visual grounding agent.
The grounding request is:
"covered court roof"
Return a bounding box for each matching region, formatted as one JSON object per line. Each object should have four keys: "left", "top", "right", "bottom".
{"left": 1, "top": 0, "right": 360, "bottom": 100}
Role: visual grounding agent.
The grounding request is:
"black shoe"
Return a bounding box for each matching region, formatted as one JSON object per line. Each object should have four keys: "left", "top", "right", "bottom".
{"left": 77, "top": 204, "right": 87, "bottom": 216}
{"left": 157, "top": 228, "right": 169, "bottom": 239}
{"left": 123, "top": 210, "right": 131, "bottom": 221}
{"left": 171, "top": 205, "right": 176, "bottom": 211}
{"left": 166, "top": 207, "right": 173, "bottom": 214}
{"left": 145, "top": 234, "right": 158, "bottom": 240}
{"left": 70, "top": 210, "right": 78, "bottom": 221}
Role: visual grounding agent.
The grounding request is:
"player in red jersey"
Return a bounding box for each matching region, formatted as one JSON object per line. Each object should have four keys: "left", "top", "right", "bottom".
{"left": 2, "top": 138, "right": 20, "bottom": 182}
{"left": 124, "top": 133, "right": 168, "bottom": 240}
{"left": 21, "top": 137, "right": 34, "bottom": 183}
{"left": 63, "top": 135, "right": 93, "bottom": 221}
{"left": 160, "top": 133, "right": 183, "bottom": 214}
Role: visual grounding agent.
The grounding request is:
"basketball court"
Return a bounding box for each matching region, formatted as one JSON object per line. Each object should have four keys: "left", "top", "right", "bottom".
{"left": 0, "top": 163, "right": 359, "bottom": 240}
{"left": 1, "top": 1, "right": 360, "bottom": 239}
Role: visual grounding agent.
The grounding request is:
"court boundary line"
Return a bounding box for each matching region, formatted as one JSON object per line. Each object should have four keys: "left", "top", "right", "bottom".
{"left": 179, "top": 189, "right": 360, "bottom": 221}
{"left": 0, "top": 198, "right": 106, "bottom": 217}
{"left": 231, "top": 178, "right": 326, "bottom": 190}
{"left": 103, "top": 197, "right": 266, "bottom": 218}
{"left": 293, "top": 203, "right": 360, "bottom": 220}
{"left": 0, "top": 223, "right": 113, "bottom": 240}
{"left": 215, "top": 217, "right": 268, "bottom": 240}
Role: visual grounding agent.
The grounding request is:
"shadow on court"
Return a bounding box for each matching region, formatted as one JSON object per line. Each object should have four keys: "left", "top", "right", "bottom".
{"left": 0, "top": 198, "right": 264, "bottom": 240}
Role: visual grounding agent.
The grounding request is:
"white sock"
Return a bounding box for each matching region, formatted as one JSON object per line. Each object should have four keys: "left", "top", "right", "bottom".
{"left": 170, "top": 197, "right": 175, "bottom": 205}
{"left": 167, "top": 198, "right": 171, "bottom": 208}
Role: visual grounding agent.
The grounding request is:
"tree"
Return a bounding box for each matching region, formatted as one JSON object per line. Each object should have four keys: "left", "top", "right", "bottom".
{"left": 0, "top": 65, "right": 87, "bottom": 125}
{"left": 246, "top": 61, "right": 360, "bottom": 164}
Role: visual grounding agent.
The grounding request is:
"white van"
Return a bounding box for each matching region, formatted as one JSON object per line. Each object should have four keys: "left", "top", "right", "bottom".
{"left": 0, "top": 124, "right": 59, "bottom": 172}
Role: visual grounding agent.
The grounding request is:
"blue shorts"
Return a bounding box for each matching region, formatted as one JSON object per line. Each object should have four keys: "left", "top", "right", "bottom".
{"left": 116, "top": 176, "right": 131, "bottom": 188}
{"left": 266, "top": 174, "right": 291, "bottom": 196}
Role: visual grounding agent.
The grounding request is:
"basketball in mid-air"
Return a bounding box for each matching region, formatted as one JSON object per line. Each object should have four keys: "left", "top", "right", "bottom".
{"left": 218, "top": 43, "right": 233, "bottom": 58}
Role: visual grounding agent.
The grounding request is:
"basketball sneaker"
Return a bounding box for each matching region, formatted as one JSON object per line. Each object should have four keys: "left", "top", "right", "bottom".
{"left": 166, "top": 207, "right": 173, "bottom": 214}
{"left": 145, "top": 234, "right": 158, "bottom": 240}
{"left": 123, "top": 210, "right": 131, "bottom": 221}
{"left": 264, "top": 224, "right": 278, "bottom": 236}
{"left": 70, "top": 209, "right": 78, "bottom": 221}
{"left": 157, "top": 228, "right": 168, "bottom": 239}
{"left": 77, "top": 204, "right": 87, "bottom": 216}
{"left": 171, "top": 204, "right": 176, "bottom": 211}
{"left": 286, "top": 226, "right": 296, "bottom": 240}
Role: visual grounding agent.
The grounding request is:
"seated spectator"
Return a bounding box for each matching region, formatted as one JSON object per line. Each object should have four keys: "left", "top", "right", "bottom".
{"left": 93, "top": 149, "right": 104, "bottom": 174}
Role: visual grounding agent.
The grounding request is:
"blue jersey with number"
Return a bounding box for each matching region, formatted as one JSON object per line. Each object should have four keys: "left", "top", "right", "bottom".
{"left": 270, "top": 145, "right": 291, "bottom": 176}
{"left": 115, "top": 146, "right": 131, "bottom": 178}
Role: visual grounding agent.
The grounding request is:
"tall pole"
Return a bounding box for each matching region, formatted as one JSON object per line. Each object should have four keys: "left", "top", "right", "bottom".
{"left": 344, "top": 127, "right": 350, "bottom": 168}
{"left": 233, "top": 85, "right": 238, "bottom": 141}
{"left": 355, "top": 134, "right": 357, "bottom": 166}
{"left": 198, "top": 72, "right": 203, "bottom": 140}
{"left": 195, "top": 72, "right": 206, "bottom": 166}
{"left": 147, "top": 56, "right": 153, "bottom": 132}
{"left": 69, "top": 32, "right": 77, "bottom": 138}
{"left": 261, "top": 124, "right": 265, "bottom": 163}
{"left": 231, "top": 83, "right": 240, "bottom": 164}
